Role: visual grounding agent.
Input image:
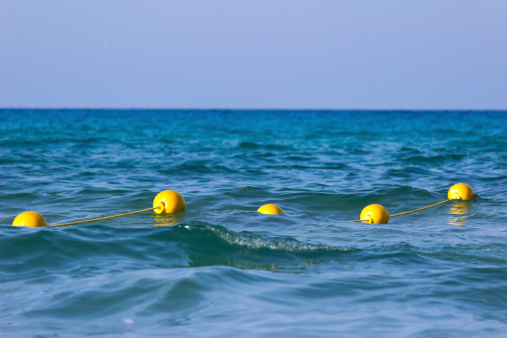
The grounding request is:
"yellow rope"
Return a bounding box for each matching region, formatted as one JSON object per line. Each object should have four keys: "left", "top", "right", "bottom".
{"left": 49, "top": 199, "right": 451, "bottom": 227}
{"left": 390, "top": 199, "right": 449, "bottom": 217}
{"left": 51, "top": 207, "right": 158, "bottom": 227}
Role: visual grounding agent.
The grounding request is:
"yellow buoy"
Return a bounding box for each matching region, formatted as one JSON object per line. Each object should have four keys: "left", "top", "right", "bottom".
{"left": 153, "top": 190, "right": 186, "bottom": 214}
{"left": 257, "top": 204, "right": 284, "bottom": 215}
{"left": 447, "top": 183, "right": 474, "bottom": 201}
{"left": 13, "top": 211, "right": 48, "bottom": 227}
{"left": 360, "top": 204, "right": 389, "bottom": 224}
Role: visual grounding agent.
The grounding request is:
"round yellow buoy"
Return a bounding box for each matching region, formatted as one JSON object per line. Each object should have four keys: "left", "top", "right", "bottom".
{"left": 360, "top": 204, "right": 389, "bottom": 224}
{"left": 13, "top": 211, "right": 48, "bottom": 227}
{"left": 257, "top": 204, "right": 284, "bottom": 215}
{"left": 153, "top": 190, "right": 186, "bottom": 214}
{"left": 447, "top": 183, "right": 474, "bottom": 201}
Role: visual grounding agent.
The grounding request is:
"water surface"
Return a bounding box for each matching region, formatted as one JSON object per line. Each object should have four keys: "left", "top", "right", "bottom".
{"left": 1, "top": 110, "right": 506, "bottom": 336}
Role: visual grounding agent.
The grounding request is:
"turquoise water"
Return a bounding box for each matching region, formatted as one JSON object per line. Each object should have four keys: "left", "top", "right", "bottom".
{"left": 1, "top": 110, "right": 507, "bottom": 336}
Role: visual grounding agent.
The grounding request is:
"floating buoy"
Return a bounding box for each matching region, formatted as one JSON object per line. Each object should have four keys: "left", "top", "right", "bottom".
{"left": 12, "top": 211, "right": 48, "bottom": 227}
{"left": 153, "top": 190, "right": 186, "bottom": 214}
{"left": 360, "top": 204, "right": 389, "bottom": 224}
{"left": 257, "top": 204, "right": 284, "bottom": 215}
{"left": 448, "top": 183, "right": 474, "bottom": 201}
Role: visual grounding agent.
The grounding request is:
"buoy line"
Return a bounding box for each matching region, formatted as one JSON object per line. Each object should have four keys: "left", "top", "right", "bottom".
{"left": 12, "top": 184, "right": 474, "bottom": 227}
{"left": 12, "top": 190, "right": 186, "bottom": 228}
{"left": 352, "top": 183, "right": 475, "bottom": 224}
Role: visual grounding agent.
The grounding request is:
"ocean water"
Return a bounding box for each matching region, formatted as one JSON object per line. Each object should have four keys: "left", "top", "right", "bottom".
{"left": 1, "top": 110, "right": 507, "bottom": 336}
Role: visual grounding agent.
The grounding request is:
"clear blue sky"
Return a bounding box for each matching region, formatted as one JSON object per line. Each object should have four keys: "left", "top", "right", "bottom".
{"left": 1, "top": 1, "right": 506, "bottom": 110}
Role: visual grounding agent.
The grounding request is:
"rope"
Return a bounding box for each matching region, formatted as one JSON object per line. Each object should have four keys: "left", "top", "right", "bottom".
{"left": 51, "top": 207, "right": 159, "bottom": 227}
{"left": 390, "top": 199, "right": 449, "bottom": 217}
{"left": 33, "top": 197, "right": 456, "bottom": 227}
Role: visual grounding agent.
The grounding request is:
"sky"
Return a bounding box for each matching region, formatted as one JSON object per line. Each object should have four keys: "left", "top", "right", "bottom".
{"left": 1, "top": 1, "right": 506, "bottom": 110}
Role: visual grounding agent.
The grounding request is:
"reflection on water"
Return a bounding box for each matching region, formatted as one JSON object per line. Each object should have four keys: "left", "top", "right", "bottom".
{"left": 153, "top": 214, "right": 181, "bottom": 226}
{"left": 448, "top": 201, "right": 474, "bottom": 226}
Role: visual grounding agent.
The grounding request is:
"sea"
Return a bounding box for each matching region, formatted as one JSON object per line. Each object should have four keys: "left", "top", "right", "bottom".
{"left": 1, "top": 110, "right": 506, "bottom": 337}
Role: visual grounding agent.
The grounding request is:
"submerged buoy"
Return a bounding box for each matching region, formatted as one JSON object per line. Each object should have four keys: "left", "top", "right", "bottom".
{"left": 153, "top": 190, "right": 186, "bottom": 214}
{"left": 13, "top": 211, "right": 48, "bottom": 227}
{"left": 360, "top": 204, "right": 389, "bottom": 224}
{"left": 447, "top": 183, "right": 474, "bottom": 201}
{"left": 257, "top": 204, "right": 284, "bottom": 215}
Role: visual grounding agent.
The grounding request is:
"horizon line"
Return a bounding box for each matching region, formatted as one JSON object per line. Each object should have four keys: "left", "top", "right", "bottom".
{"left": 1, "top": 107, "right": 506, "bottom": 112}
